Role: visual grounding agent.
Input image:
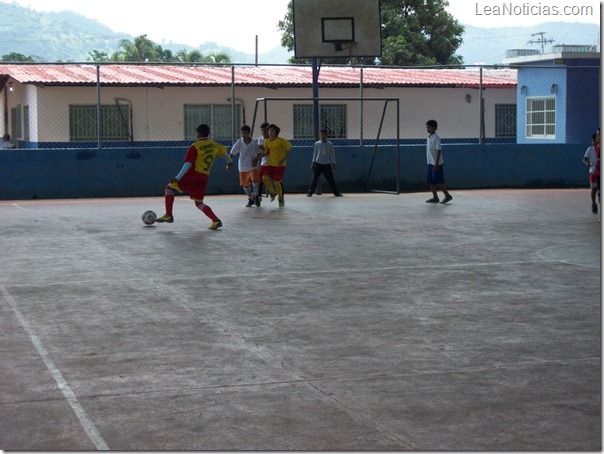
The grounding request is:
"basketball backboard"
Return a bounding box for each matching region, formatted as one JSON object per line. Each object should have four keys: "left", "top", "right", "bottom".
{"left": 293, "top": 0, "right": 382, "bottom": 58}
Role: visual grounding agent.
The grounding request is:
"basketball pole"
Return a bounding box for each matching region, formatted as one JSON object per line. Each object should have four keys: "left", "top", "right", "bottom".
{"left": 312, "top": 57, "right": 320, "bottom": 141}
{"left": 312, "top": 57, "right": 322, "bottom": 194}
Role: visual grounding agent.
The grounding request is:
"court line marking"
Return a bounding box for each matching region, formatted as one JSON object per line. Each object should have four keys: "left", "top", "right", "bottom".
{"left": 1, "top": 284, "right": 110, "bottom": 450}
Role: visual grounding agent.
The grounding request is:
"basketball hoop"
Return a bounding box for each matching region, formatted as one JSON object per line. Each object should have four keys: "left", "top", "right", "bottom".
{"left": 333, "top": 42, "right": 358, "bottom": 52}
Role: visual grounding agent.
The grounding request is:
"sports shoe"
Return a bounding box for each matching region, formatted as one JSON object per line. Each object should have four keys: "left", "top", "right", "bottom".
{"left": 208, "top": 220, "right": 223, "bottom": 229}
{"left": 155, "top": 214, "right": 174, "bottom": 223}
{"left": 255, "top": 195, "right": 261, "bottom": 207}
{"left": 426, "top": 197, "right": 439, "bottom": 203}
{"left": 592, "top": 203, "right": 598, "bottom": 214}
{"left": 278, "top": 197, "right": 285, "bottom": 207}
{"left": 246, "top": 199, "right": 254, "bottom": 207}
{"left": 306, "top": 192, "right": 313, "bottom": 197}
{"left": 168, "top": 181, "right": 181, "bottom": 192}
{"left": 441, "top": 195, "right": 453, "bottom": 204}
{"left": 335, "top": 193, "right": 343, "bottom": 197}
{"left": 270, "top": 193, "right": 276, "bottom": 202}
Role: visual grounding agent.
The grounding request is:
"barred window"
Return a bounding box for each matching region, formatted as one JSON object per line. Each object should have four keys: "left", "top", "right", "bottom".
{"left": 293, "top": 104, "right": 347, "bottom": 139}
{"left": 184, "top": 104, "right": 240, "bottom": 141}
{"left": 23, "top": 105, "right": 29, "bottom": 141}
{"left": 69, "top": 104, "right": 130, "bottom": 141}
{"left": 11, "top": 104, "right": 22, "bottom": 140}
{"left": 495, "top": 104, "right": 516, "bottom": 138}
{"left": 526, "top": 97, "right": 555, "bottom": 139}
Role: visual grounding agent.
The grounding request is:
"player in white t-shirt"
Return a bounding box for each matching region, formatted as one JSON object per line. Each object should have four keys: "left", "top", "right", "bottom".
{"left": 425, "top": 119, "right": 453, "bottom": 204}
{"left": 229, "top": 125, "right": 262, "bottom": 207}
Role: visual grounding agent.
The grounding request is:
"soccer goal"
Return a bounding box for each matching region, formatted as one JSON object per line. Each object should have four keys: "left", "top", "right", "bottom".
{"left": 250, "top": 96, "right": 401, "bottom": 194}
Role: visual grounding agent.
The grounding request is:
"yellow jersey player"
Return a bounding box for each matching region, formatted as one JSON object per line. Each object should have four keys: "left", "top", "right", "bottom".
{"left": 156, "top": 124, "right": 233, "bottom": 229}
{"left": 260, "top": 124, "right": 292, "bottom": 207}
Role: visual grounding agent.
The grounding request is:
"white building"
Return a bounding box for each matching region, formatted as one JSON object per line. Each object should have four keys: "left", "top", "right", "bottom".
{"left": 0, "top": 64, "right": 517, "bottom": 148}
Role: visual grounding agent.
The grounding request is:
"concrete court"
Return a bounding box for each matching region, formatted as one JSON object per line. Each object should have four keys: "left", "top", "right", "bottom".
{"left": 0, "top": 188, "right": 600, "bottom": 451}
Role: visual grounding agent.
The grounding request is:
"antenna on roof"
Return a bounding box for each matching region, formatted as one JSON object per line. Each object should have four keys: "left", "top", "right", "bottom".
{"left": 527, "top": 32, "right": 555, "bottom": 54}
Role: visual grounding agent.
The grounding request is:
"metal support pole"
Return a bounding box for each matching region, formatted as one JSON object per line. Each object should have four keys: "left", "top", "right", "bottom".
{"left": 312, "top": 58, "right": 320, "bottom": 141}
{"left": 360, "top": 67, "right": 364, "bottom": 146}
{"left": 96, "top": 65, "right": 101, "bottom": 149}
{"left": 479, "top": 66, "right": 484, "bottom": 144}
{"left": 231, "top": 66, "right": 236, "bottom": 144}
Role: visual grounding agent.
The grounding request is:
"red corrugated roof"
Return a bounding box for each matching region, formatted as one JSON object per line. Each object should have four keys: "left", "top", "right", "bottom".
{"left": 0, "top": 64, "right": 517, "bottom": 88}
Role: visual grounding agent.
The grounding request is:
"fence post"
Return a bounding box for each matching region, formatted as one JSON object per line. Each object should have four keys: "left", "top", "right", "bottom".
{"left": 360, "top": 66, "right": 364, "bottom": 147}
{"left": 479, "top": 66, "right": 484, "bottom": 144}
{"left": 96, "top": 65, "right": 101, "bottom": 149}
{"left": 231, "top": 66, "right": 236, "bottom": 144}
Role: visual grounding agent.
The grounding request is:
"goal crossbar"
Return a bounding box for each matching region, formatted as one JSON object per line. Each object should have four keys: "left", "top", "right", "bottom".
{"left": 251, "top": 97, "right": 401, "bottom": 194}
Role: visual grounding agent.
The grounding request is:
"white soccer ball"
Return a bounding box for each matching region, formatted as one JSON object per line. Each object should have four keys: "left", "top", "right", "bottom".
{"left": 142, "top": 210, "right": 156, "bottom": 225}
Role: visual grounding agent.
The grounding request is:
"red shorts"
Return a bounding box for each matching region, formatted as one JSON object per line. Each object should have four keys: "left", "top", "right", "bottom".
{"left": 172, "top": 173, "right": 208, "bottom": 201}
{"left": 589, "top": 173, "right": 600, "bottom": 189}
{"left": 262, "top": 165, "right": 286, "bottom": 181}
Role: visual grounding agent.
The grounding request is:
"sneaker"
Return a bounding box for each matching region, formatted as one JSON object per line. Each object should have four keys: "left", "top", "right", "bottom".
{"left": 155, "top": 214, "right": 174, "bottom": 223}
{"left": 208, "top": 220, "right": 223, "bottom": 230}
{"left": 441, "top": 195, "right": 453, "bottom": 204}
{"left": 168, "top": 181, "right": 181, "bottom": 192}
{"left": 306, "top": 192, "right": 313, "bottom": 197}
{"left": 592, "top": 203, "right": 598, "bottom": 214}
{"left": 255, "top": 195, "right": 261, "bottom": 207}
{"left": 246, "top": 199, "right": 254, "bottom": 207}
{"left": 278, "top": 197, "right": 285, "bottom": 207}
{"left": 335, "top": 193, "right": 343, "bottom": 197}
{"left": 426, "top": 197, "right": 439, "bottom": 203}
{"left": 270, "top": 193, "right": 276, "bottom": 202}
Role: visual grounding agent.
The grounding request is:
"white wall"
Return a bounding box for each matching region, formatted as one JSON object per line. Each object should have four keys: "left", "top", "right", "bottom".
{"left": 18, "top": 83, "right": 516, "bottom": 143}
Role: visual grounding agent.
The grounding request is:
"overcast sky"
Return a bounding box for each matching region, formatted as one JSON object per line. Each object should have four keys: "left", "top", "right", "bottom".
{"left": 2, "top": 0, "right": 600, "bottom": 52}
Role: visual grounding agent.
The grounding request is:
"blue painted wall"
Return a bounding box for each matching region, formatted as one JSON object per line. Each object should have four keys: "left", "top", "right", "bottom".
{"left": 566, "top": 66, "right": 600, "bottom": 144}
{"left": 0, "top": 144, "right": 589, "bottom": 200}
{"left": 517, "top": 66, "right": 566, "bottom": 144}
{"left": 516, "top": 58, "right": 600, "bottom": 145}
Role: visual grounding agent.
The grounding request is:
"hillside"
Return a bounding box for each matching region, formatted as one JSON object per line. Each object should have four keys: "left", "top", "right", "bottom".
{"left": 0, "top": 1, "right": 291, "bottom": 63}
{"left": 0, "top": 2, "right": 598, "bottom": 65}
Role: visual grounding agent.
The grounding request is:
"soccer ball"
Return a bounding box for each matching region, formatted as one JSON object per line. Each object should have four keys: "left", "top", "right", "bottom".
{"left": 142, "top": 210, "right": 156, "bottom": 225}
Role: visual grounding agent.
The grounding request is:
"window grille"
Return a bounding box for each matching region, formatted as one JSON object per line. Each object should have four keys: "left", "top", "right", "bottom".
{"left": 495, "top": 104, "right": 517, "bottom": 138}
{"left": 184, "top": 104, "right": 240, "bottom": 141}
{"left": 526, "top": 97, "right": 555, "bottom": 139}
{"left": 11, "top": 104, "right": 22, "bottom": 140}
{"left": 23, "top": 105, "right": 29, "bottom": 141}
{"left": 293, "top": 104, "right": 347, "bottom": 139}
{"left": 69, "top": 105, "right": 130, "bottom": 141}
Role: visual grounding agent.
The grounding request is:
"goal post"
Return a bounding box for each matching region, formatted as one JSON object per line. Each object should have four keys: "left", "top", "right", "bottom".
{"left": 251, "top": 96, "right": 401, "bottom": 194}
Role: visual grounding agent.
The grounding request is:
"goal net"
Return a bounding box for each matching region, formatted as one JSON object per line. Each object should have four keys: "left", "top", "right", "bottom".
{"left": 251, "top": 97, "right": 401, "bottom": 194}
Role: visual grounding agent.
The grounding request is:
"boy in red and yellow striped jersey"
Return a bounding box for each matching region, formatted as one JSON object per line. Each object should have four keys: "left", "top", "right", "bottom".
{"left": 156, "top": 124, "right": 233, "bottom": 229}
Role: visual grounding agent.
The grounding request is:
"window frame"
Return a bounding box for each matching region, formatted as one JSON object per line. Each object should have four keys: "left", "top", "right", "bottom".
{"left": 69, "top": 104, "right": 131, "bottom": 142}
{"left": 525, "top": 97, "right": 556, "bottom": 140}
{"left": 184, "top": 104, "right": 241, "bottom": 141}
{"left": 293, "top": 104, "right": 347, "bottom": 140}
{"left": 494, "top": 103, "right": 517, "bottom": 138}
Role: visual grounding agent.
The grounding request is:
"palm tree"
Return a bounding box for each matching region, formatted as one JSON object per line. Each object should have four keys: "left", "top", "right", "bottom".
{"left": 204, "top": 51, "right": 232, "bottom": 64}
{"left": 113, "top": 35, "right": 157, "bottom": 62}
{"left": 176, "top": 48, "right": 205, "bottom": 63}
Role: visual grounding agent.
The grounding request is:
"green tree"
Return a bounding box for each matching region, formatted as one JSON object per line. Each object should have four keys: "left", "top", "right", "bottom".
{"left": 204, "top": 51, "right": 232, "bottom": 64}
{"left": 88, "top": 50, "right": 109, "bottom": 62}
{"left": 278, "top": 0, "right": 464, "bottom": 66}
{"left": 176, "top": 48, "right": 205, "bottom": 63}
{"left": 1, "top": 52, "right": 36, "bottom": 62}
{"left": 155, "top": 45, "right": 179, "bottom": 62}
{"left": 111, "top": 34, "right": 158, "bottom": 62}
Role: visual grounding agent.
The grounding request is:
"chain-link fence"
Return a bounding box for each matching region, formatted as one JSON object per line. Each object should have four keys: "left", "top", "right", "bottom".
{"left": 1, "top": 61, "right": 599, "bottom": 150}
